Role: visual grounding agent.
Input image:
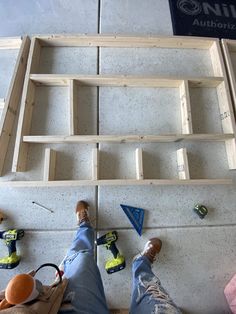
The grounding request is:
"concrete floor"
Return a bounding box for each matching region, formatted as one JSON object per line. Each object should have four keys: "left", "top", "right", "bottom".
{"left": 0, "top": 1, "right": 236, "bottom": 313}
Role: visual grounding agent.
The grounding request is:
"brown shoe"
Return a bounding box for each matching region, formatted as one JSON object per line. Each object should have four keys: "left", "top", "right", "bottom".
{"left": 75, "top": 200, "right": 90, "bottom": 225}
{"left": 141, "top": 238, "right": 162, "bottom": 263}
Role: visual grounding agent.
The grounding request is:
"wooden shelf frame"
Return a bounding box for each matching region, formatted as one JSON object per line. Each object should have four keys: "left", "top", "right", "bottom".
{"left": 8, "top": 35, "right": 236, "bottom": 187}
{"left": 0, "top": 36, "right": 30, "bottom": 175}
{"left": 2, "top": 145, "right": 232, "bottom": 187}
{"left": 222, "top": 39, "right": 236, "bottom": 113}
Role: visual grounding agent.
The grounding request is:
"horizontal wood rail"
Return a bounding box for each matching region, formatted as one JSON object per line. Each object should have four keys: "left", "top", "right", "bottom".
{"left": 30, "top": 74, "right": 223, "bottom": 88}
{"left": 0, "top": 179, "right": 232, "bottom": 187}
{"left": 23, "top": 134, "right": 234, "bottom": 144}
{"left": 0, "top": 37, "right": 22, "bottom": 49}
{"left": 36, "top": 34, "right": 215, "bottom": 49}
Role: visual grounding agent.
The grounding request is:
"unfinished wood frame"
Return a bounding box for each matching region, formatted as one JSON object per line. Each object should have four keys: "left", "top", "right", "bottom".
{"left": 222, "top": 39, "right": 236, "bottom": 113}
{"left": 2, "top": 145, "right": 231, "bottom": 187}
{"left": 0, "top": 36, "right": 30, "bottom": 175}
{"left": 9, "top": 35, "right": 236, "bottom": 186}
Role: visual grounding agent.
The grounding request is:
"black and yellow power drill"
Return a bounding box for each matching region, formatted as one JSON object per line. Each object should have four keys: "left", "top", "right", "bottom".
{"left": 96, "top": 231, "right": 126, "bottom": 274}
{"left": 0, "top": 229, "right": 24, "bottom": 269}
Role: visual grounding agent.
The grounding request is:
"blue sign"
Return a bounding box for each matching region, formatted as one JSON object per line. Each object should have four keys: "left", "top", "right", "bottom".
{"left": 169, "top": 0, "right": 236, "bottom": 39}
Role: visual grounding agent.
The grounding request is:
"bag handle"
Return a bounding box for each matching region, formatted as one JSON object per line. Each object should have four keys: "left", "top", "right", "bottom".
{"left": 34, "top": 263, "right": 62, "bottom": 285}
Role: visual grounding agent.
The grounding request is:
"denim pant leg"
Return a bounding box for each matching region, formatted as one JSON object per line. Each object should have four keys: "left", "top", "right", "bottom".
{"left": 60, "top": 223, "right": 109, "bottom": 314}
{"left": 130, "top": 256, "right": 181, "bottom": 314}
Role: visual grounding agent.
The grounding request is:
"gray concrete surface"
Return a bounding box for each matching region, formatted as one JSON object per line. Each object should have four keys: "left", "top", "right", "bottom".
{"left": 0, "top": 1, "right": 236, "bottom": 313}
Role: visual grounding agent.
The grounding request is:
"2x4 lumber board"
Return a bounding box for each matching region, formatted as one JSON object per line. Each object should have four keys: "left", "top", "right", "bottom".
{"left": 69, "top": 80, "right": 77, "bottom": 135}
{"left": 177, "top": 148, "right": 190, "bottom": 180}
{"left": 217, "top": 81, "right": 236, "bottom": 169}
{"left": 12, "top": 38, "right": 41, "bottom": 172}
{"left": 0, "top": 37, "right": 22, "bottom": 49}
{"left": 210, "top": 41, "right": 224, "bottom": 77}
{"left": 222, "top": 39, "right": 236, "bottom": 112}
{"left": 0, "top": 99, "right": 4, "bottom": 109}
{"left": 43, "top": 148, "right": 57, "bottom": 181}
{"left": 225, "top": 138, "right": 236, "bottom": 170}
{"left": 92, "top": 148, "right": 99, "bottom": 180}
{"left": 0, "top": 179, "right": 232, "bottom": 187}
{"left": 223, "top": 39, "right": 236, "bottom": 52}
{"left": 23, "top": 134, "right": 234, "bottom": 144}
{"left": 36, "top": 35, "right": 215, "bottom": 49}
{"left": 210, "top": 41, "right": 236, "bottom": 169}
{"left": 0, "top": 36, "right": 30, "bottom": 176}
{"left": 135, "top": 148, "right": 143, "bottom": 180}
{"left": 210, "top": 41, "right": 235, "bottom": 131}
{"left": 217, "top": 82, "right": 235, "bottom": 134}
{"left": 30, "top": 74, "right": 224, "bottom": 88}
{"left": 179, "top": 80, "right": 193, "bottom": 134}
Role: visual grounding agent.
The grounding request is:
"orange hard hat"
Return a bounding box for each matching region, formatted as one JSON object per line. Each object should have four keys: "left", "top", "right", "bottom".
{"left": 5, "top": 274, "right": 40, "bottom": 305}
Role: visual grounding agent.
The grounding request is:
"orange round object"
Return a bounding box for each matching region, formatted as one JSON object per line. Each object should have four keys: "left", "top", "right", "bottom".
{"left": 5, "top": 274, "right": 35, "bottom": 305}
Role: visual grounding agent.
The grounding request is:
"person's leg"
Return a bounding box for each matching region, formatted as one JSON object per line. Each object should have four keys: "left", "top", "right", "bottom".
{"left": 66, "top": 221, "right": 94, "bottom": 257}
{"left": 59, "top": 201, "right": 109, "bottom": 314}
{"left": 130, "top": 239, "right": 181, "bottom": 314}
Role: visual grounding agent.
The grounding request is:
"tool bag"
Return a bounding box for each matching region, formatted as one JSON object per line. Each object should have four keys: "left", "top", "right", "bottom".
{"left": 0, "top": 263, "right": 68, "bottom": 314}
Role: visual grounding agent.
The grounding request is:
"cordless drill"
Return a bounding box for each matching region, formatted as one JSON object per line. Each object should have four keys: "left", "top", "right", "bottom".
{"left": 96, "top": 231, "right": 126, "bottom": 274}
{"left": 0, "top": 229, "right": 24, "bottom": 269}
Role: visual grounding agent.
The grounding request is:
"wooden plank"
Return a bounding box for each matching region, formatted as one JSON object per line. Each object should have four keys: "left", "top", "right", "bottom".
{"left": 12, "top": 38, "right": 41, "bottom": 172}
{"left": 0, "top": 36, "right": 30, "bottom": 175}
{"left": 43, "top": 148, "right": 57, "bottom": 181}
{"left": 225, "top": 138, "right": 236, "bottom": 170}
{"left": 23, "top": 134, "right": 234, "bottom": 144}
{"left": 0, "top": 99, "right": 4, "bottom": 110}
{"left": 210, "top": 40, "right": 236, "bottom": 169}
{"left": 0, "top": 178, "right": 232, "bottom": 187}
{"left": 92, "top": 148, "right": 99, "bottom": 180}
{"left": 177, "top": 148, "right": 190, "bottom": 180}
{"left": 0, "top": 37, "right": 22, "bottom": 49}
{"left": 210, "top": 41, "right": 224, "bottom": 77}
{"left": 221, "top": 39, "right": 236, "bottom": 112}
{"left": 36, "top": 35, "right": 215, "bottom": 49}
{"left": 222, "top": 39, "right": 236, "bottom": 52}
{"left": 135, "top": 148, "right": 143, "bottom": 180}
{"left": 30, "top": 74, "right": 223, "bottom": 88}
{"left": 217, "top": 81, "right": 236, "bottom": 169}
{"left": 69, "top": 80, "right": 77, "bottom": 135}
{"left": 179, "top": 80, "right": 193, "bottom": 134}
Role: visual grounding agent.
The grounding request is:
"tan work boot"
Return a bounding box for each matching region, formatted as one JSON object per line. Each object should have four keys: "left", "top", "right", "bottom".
{"left": 76, "top": 200, "right": 90, "bottom": 225}
{"left": 142, "top": 238, "right": 162, "bottom": 263}
{"left": 134, "top": 238, "right": 162, "bottom": 263}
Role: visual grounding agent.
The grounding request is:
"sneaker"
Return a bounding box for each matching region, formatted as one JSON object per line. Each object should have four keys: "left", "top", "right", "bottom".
{"left": 76, "top": 200, "right": 90, "bottom": 225}
{"left": 134, "top": 238, "right": 162, "bottom": 264}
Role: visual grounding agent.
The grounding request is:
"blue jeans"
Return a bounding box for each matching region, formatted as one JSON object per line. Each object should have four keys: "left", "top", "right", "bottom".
{"left": 59, "top": 223, "right": 109, "bottom": 314}
{"left": 131, "top": 256, "right": 181, "bottom": 314}
{"left": 59, "top": 224, "right": 181, "bottom": 314}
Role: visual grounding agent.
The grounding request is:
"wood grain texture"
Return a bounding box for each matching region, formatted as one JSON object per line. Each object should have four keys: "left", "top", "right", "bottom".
{"left": 43, "top": 148, "right": 57, "bottom": 181}
{"left": 30, "top": 74, "right": 223, "bottom": 88}
{"left": 0, "top": 36, "right": 30, "bottom": 175}
{"left": 177, "top": 148, "right": 190, "bottom": 180}
{"left": 36, "top": 34, "right": 215, "bottom": 49}
{"left": 12, "top": 38, "right": 41, "bottom": 172}
{"left": 0, "top": 179, "right": 232, "bottom": 187}
{"left": 23, "top": 134, "right": 234, "bottom": 144}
